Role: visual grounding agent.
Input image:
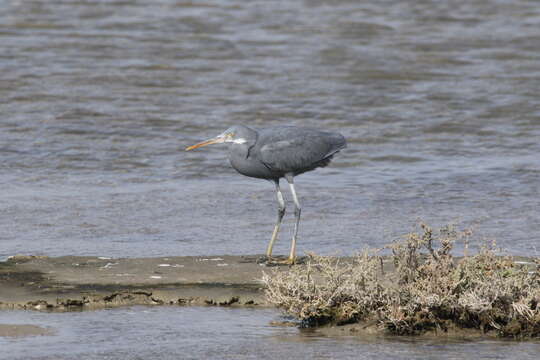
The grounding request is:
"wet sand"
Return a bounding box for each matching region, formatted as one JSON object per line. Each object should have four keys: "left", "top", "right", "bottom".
{"left": 0, "top": 324, "right": 52, "bottom": 337}
{"left": 0, "top": 254, "right": 292, "bottom": 311}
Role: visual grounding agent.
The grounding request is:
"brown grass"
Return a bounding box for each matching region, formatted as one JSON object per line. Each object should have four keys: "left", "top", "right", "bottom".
{"left": 262, "top": 224, "right": 540, "bottom": 338}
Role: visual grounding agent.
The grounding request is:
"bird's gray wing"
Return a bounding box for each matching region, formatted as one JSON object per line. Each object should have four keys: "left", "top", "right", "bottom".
{"left": 259, "top": 132, "right": 343, "bottom": 173}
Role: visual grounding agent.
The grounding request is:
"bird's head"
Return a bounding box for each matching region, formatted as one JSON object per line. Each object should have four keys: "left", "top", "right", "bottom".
{"left": 185, "top": 125, "right": 254, "bottom": 151}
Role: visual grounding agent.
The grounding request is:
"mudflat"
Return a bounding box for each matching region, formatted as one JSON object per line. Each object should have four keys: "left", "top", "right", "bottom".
{"left": 0, "top": 254, "right": 285, "bottom": 311}
{"left": 1, "top": 254, "right": 536, "bottom": 312}
{"left": 1, "top": 253, "right": 538, "bottom": 339}
{"left": 0, "top": 324, "right": 52, "bottom": 337}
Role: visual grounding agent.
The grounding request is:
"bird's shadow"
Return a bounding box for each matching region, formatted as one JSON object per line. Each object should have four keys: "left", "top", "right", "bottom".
{"left": 239, "top": 255, "right": 308, "bottom": 267}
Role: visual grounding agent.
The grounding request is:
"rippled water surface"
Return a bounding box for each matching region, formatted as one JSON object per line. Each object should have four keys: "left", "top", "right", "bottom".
{"left": 1, "top": 0, "right": 539, "bottom": 357}
{"left": 1, "top": 307, "right": 540, "bottom": 360}
{"left": 1, "top": 0, "right": 539, "bottom": 259}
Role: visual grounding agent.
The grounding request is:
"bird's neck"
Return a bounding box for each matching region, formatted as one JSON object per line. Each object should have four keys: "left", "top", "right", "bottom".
{"left": 229, "top": 142, "right": 250, "bottom": 159}
{"left": 230, "top": 128, "right": 258, "bottom": 158}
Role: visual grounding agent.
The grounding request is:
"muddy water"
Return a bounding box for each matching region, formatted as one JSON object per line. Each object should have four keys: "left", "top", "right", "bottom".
{"left": 1, "top": 0, "right": 540, "bottom": 357}
{"left": 1, "top": 307, "right": 539, "bottom": 360}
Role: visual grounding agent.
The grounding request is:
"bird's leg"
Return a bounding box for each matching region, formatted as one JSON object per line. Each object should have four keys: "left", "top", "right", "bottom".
{"left": 266, "top": 179, "right": 286, "bottom": 258}
{"left": 286, "top": 177, "right": 301, "bottom": 264}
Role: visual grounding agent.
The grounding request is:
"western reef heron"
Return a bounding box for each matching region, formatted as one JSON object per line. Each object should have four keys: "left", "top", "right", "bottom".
{"left": 186, "top": 125, "right": 346, "bottom": 264}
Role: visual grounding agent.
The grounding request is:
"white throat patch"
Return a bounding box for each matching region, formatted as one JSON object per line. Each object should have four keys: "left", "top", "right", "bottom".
{"left": 231, "top": 138, "right": 247, "bottom": 144}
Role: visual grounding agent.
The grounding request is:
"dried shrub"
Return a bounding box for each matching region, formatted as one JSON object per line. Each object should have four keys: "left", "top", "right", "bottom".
{"left": 263, "top": 251, "right": 385, "bottom": 327}
{"left": 262, "top": 224, "right": 540, "bottom": 338}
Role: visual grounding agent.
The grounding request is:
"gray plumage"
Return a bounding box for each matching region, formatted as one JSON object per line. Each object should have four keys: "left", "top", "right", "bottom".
{"left": 228, "top": 125, "right": 346, "bottom": 179}
{"left": 185, "top": 124, "right": 346, "bottom": 264}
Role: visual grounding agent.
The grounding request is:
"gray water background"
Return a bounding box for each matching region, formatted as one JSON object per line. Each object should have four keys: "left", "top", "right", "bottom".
{"left": 1, "top": 0, "right": 539, "bottom": 258}
{"left": 1, "top": 0, "right": 540, "bottom": 357}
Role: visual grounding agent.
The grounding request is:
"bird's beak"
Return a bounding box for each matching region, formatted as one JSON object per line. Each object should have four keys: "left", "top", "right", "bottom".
{"left": 185, "top": 135, "right": 226, "bottom": 151}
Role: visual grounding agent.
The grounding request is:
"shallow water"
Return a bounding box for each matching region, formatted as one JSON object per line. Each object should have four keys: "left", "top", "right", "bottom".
{"left": 1, "top": 0, "right": 539, "bottom": 259}
{"left": 1, "top": 307, "right": 540, "bottom": 360}
{"left": 1, "top": 0, "right": 540, "bottom": 357}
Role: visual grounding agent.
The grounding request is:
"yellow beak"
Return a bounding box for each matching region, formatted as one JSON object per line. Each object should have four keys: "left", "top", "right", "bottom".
{"left": 185, "top": 135, "right": 225, "bottom": 151}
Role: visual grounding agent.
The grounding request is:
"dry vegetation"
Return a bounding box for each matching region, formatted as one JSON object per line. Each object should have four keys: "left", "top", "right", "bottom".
{"left": 262, "top": 224, "right": 540, "bottom": 338}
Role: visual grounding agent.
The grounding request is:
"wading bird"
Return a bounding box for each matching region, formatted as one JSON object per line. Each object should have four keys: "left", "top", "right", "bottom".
{"left": 186, "top": 125, "right": 346, "bottom": 264}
